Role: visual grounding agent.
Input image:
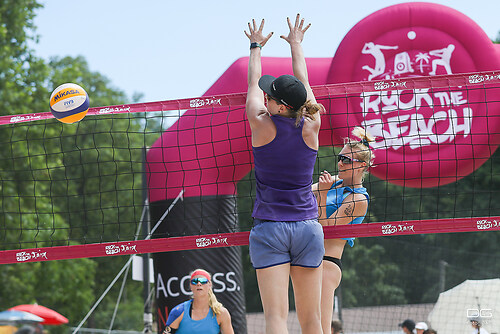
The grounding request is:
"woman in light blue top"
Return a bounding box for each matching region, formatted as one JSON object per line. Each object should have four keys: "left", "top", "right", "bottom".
{"left": 312, "top": 126, "right": 375, "bottom": 334}
{"left": 165, "top": 269, "right": 233, "bottom": 334}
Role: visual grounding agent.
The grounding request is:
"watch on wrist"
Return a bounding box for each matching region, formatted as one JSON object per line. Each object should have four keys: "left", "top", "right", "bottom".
{"left": 250, "top": 42, "right": 262, "bottom": 49}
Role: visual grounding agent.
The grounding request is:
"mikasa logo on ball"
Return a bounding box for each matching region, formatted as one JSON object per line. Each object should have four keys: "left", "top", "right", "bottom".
{"left": 53, "top": 89, "right": 81, "bottom": 102}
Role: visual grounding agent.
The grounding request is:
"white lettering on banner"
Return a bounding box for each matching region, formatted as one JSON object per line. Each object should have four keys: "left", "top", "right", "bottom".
{"left": 121, "top": 244, "right": 137, "bottom": 252}
{"left": 469, "top": 74, "right": 485, "bottom": 84}
{"left": 196, "top": 237, "right": 211, "bottom": 247}
{"left": 397, "top": 224, "right": 415, "bottom": 232}
{"left": 381, "top": 224, "right": 415, "bottom": 234}
{"left": 105, "top": 243, "right": 137, "bottom": 255}
{"left": 167, "top": 277, "right": 180, "bottom": 297}
{"left": 196, "top": 236, "right": 229, "bottom": 248}
{"left": 476, "top": 219, "right": 499, "bottom": 230}
{"left": 374, "top": 82, "right": 390, "bottom": 90}
{"left": 226, "top": 272, "right": 238, "bottom": 291}
{"left": 362, "top": 90, "right": 472, "bottom": 151}
{"left": 16, "top": 250, "right": 48, "bottom": 262}
{"left": 156, "top": 273, "right": 167, "bottom": 298}
{"left": 381, "top": 224, "right": 397, "bottom": 235}
{"left": 105, "top": 245, "right": 120, "bottom": 255}
{"left": 358, "top": 41, "right": 478, "bottom": 152}
{"left": 97, "top": 106, "right": 131, "bottom": 114}
{"left": 362, "top": 89, "right": 434, "bottom": 116}
{"left": 156, "top": 271, "right": 240, "bottom": 298}
{"left": 180, "top": 276, "right": 191, "bottom": 296}
{"left": 16, "top": 252, "right": 31, "bottom": 262}
{"left": 374, "top": 80, "right": 407, "bottom": 90}
{"left": 10, "top": 115, "right": 42, "bottom": 123}
{"left": 467, "top": 74, "right": 500, "bottom": 84}
{"left": 485, "top": 73, "right": 500, "bottom": 81}
{"left": 189, "top": 98, "right": 222, "bottom": 108}
{"left": 212, "top": 273, "right": 226, "bottom": 293}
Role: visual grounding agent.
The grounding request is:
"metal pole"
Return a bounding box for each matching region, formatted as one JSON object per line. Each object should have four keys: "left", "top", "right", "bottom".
{"left": 439, "top": 260, "right": 448, "bottom": 292}
{"left": 142, "top": 147, "right": 153, "bottom": 334}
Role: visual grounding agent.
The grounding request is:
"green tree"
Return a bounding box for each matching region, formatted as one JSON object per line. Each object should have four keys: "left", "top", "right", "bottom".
{"left": 44, "top": 55, "right": 147, "bottom": 332}
{"left": 342, "top": 242, "right": 406, "bottom": 306}
{"left": 0, "top": 1, "right": 146, "bottom": 332}
{"left": 0, "top": 1, "right": 97, "bottom": 332}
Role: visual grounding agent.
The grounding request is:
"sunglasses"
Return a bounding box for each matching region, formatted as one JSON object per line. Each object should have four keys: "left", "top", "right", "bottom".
{"left": 338, "top": 154, "right": 363, "bottom": 164}
{"left": 190, "top": 277, "right": 210, "bottom": 285}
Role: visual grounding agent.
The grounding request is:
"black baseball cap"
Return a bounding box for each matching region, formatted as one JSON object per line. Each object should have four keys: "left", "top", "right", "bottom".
{"left": 258, "top": 74, "right": 307, "bottom": 111}
{"left": 399, "top": 320, "right": 416, "bottom": 331}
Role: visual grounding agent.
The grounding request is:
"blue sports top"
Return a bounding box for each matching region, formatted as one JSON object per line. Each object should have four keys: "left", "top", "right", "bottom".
{"left": 252, "top": 115, "right": 318, "bottom": 221}
{"left": 166, "top": 300, "right": 219, "bottom": 334}
{"left": 326, "top": 179, "right": 369, "bottom": 247}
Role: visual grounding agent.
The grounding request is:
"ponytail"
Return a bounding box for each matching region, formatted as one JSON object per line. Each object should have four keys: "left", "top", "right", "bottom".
{"left": 292, "top": 100, "right": 325, "bottom": 126}
{"left": 345, "top": 127, "right": 375, "bottom": 179}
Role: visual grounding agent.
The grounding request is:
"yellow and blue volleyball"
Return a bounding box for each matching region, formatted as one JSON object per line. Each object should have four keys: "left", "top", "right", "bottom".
{"left": 49, "top": 83, "right": 89, "bottom": 123}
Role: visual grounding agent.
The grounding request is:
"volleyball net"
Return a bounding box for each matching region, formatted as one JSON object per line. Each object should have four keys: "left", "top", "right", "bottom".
{"left": 1, "top": 70, "right": 500, "bottom": 265}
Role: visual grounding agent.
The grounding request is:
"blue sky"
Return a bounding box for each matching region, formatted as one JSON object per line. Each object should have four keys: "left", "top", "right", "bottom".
{"left": 32, "top": 0, "right": 500, "bottom": 104}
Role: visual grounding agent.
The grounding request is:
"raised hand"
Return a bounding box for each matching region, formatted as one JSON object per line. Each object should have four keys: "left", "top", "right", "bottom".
{"left": 244, "top": 19, "right": 273, "bottom": 47}
{"left": 280, "top": 13, "right": 311, "bottom": 45}
{"left": 318, "top": 170, "right": 335, "bottom": 191}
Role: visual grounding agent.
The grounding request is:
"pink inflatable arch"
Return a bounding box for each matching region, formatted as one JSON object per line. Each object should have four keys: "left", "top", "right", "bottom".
{"left": 328, "top": 2, "right": 500, "bottom": 188}
{"left": 147, "top": 2, "right": 500, "bottom": 202}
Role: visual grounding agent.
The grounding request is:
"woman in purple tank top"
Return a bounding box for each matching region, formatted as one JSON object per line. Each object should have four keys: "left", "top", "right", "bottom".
{"left": 245, "top": 14, "right": 325, "bottom": 334}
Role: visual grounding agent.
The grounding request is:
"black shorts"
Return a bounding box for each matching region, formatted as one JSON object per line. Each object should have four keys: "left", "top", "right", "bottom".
{"left": 323, "top": 256, "right": 342, "bottom": 270}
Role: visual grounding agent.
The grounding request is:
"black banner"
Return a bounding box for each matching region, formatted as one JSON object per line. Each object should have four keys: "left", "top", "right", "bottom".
{"left": 151, "top": 195, "right": 247, "bottom": 334}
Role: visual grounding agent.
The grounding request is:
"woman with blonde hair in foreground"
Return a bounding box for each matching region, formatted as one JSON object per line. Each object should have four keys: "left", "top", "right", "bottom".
{"left": 164, "top": 269, "right": 234, "bottom": 334}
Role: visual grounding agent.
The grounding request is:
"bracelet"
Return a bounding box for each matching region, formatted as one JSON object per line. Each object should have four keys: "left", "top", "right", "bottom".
{"left": 250, "top": 42, "right": 262, "bottom": 49}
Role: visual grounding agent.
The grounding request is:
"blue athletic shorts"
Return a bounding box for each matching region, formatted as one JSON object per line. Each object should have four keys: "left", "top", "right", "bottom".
{"left": 249, "top": 219, "right": 325, "bottom": 269}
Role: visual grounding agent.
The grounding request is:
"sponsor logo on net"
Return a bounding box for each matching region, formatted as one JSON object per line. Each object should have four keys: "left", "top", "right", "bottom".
{"left": 98, "top": 106, "right": 131, "bottom": 114}
{"left": 196, "top": 236, "right": 228, "bottom": 248}
{"left": 468, "top": 73, "right": 500, "bottom": 84}
{"left": 381, "top": 223, "right": 415, "bottom": 235}
{"left": 105, "top": 243, "right": 138, "bottom": 255}
{"left": 189, "top": 97, "right": 222, "bottom": 108}
{"left": 10, "top": 115, "right": 42, "bottom": 123}
{"left": 374, "top": 80, "right": 408, "bottom": 91}
{"left": 476, "top": 219, "right": 499, "bottom": 230}
{"left": 16, "top": 250, "right": 48, "bottom": 262}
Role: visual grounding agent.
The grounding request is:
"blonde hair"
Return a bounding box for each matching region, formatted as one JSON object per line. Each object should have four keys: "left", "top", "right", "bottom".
{"left": 344, "top": 126, "right": 375, "bottom": 177}
{"left": 292, "top": 100, "right": 325, "bottom": 126}
{"left": 190, "top": 269, "right": 223, "bottom": 315}
{"left": 208, "top": 289, "right": 223, "bottom": 315}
